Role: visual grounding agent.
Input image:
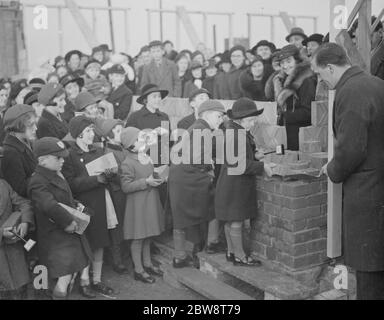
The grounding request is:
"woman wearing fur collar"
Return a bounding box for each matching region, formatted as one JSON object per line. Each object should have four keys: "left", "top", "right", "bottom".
{"left": 265, "top": 44, "right": 317, "bottom": 151}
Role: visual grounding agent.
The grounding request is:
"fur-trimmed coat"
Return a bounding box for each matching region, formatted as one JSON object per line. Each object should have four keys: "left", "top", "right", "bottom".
{"left": 265, "top": 61, "right": 317, "bottom": 150}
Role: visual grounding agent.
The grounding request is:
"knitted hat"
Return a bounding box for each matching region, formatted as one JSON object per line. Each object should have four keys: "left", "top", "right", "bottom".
{"left": 3, "top": 104, "right": 35, "bottom": 128}
{"left": 69, "top": 116, "right": 94, "bottom": 139}
{"left": 33, "top": 137, "right": 69, "bottom": 158}
{"left": 99, "top": 119, "right": 124, "bottom": 138}
{"left": 198, "top": 100, "right": 226, "bottom": 117}
{"left": 121, "top": 127, "right": 141, "bottom": 149}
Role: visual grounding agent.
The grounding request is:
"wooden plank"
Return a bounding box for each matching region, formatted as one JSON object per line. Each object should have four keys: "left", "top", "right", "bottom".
{"left": 336, "top": 29, "right": 367, "bottom": 69}
{"left": 347, "top": 0, "right": 366, "bottom": 29}
{"left": 279, "top": 11, "right": 294, "bottom": 32}
{"left": 371, "top": 9, "right": 384, "bottom": 33}
{"left": 327, "top": 0, "right": 345, "bottom": 259}
{"left": 64, "top": 0, "right": 99, "bottom": 48}
{"left": 357, "top": 0, "right": 371, "bottom": 72}
{"left": 176, "top": 6, "right": 200, "bottom": 48}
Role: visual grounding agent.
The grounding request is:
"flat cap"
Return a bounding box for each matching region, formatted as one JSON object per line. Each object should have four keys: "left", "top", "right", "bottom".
{"left": 33, "top": 137, "right": 69, "bottom": 158}
{"left": 198, "top": 100, "right": 226, "bottom": 116}
{"left": 3, "top": 104, "right": 35, "bottom": 128}
{"left": 38, "top": 83, "right": 65, "bottom": 106}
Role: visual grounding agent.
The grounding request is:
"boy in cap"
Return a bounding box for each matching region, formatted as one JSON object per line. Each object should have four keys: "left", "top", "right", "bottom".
{"left": 141, "top": 40, "right": 181, "bottom": 97}
{"left": 36, "top": 83, "right": 69, "bottom": 140}
{"left": 106, "top": 64, "right": 133, "bottom": 121}
{"left": 28, "top": 137, "right": 94, "bottom": 299}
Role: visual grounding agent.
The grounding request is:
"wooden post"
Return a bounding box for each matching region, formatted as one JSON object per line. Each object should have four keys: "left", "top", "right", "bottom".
{"left": 147, "top": 10, "right": 152, "bottom": 42}
{"left": 107, "top": 0, "right": 115, "bottom": 51}
{"left": 247, "top": 14, "right": 251, "bottom": 45}
{"left": 228, "top": 13, "right": 233, "bottom": 48}
{"left": 279, "top": 11, "right": 294, "bottom": 32}
{"left": 159, "top": 0, "right": 163, "bottom": 42}
{"left": 124, "top": 9, "right": 129, "bottom": 53}
{"left": 357, "top": 0, "right": 371, "bottom": 72}
{"left": 58, "top": 6, "right": 64, "bottom": 55}
{"left": 176, "top": 6, "right": 201, "bottom": 48}
{"left": 327, "top": 0, "right": 345, "bottom": 259}
{"left": 175, "top": 13, "right": 180, "bottom": 49}
{"left": 203, "top": 13, "right": 208, "bottom": 45}
{"left": 271, "top": 16, "right": 275, "bottom": 43}
{"left": 213, "top": 24, "right": 217, "bottom": 53}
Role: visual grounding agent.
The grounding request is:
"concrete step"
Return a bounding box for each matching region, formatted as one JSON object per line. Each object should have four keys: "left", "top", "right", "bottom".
{"left": 153, "top": 251, "right": 254, "bottom": 300}
{"left": 198, "top": 252, "right": 318, "bottom": 300}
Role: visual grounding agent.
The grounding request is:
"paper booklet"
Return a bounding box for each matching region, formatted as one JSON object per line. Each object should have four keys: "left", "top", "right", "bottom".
{"left": 58, "top": 203, "right": 90, "bottom": 235}
{"left": 85, "top": 152, "right": 118, "bottom": 176}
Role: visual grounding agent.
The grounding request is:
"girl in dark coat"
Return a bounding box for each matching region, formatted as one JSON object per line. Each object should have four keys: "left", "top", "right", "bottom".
{"left": 0, "top": 179, "right": 34, "bottom": 300}
{"left": 28, "top": 137, "right": 93, "bottom": 299}
{"left": 175, "top": 54, "right": 191, "bottom": 98}
{"left": 268, "top": 45, "right": 317, "bottom": 150}
{"left": 227, "top": 46, "right": 248, "bottom": 100}
{"left": 240, "top": 56, "right": 273, "bottom": 101}
{"left": 215, "top": 98, "right": 273, "bottom": 266}
{"left": 183, "top": 62, "right": 205, "bottom": 99}
{"left": 62, "top": 116, "right": 115, "bottom": 296}
{"left": 99, "top": 119, "right": 129, "bottom": 275}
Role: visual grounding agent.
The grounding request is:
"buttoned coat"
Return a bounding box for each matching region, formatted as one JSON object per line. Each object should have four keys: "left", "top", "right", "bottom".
{"left": 36, "top": 109, "right": 69, "bottom": 140}
{"left": 106, "top": 84, "right": 133, "bottom": 121}
{"left": 327, "top": 66, "right": 384, "bottom": 272}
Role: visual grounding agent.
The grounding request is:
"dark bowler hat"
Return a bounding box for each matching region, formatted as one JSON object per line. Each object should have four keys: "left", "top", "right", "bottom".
{"left": 251, "top": 40, "right": 276, "bottom": 55}
{"left": 285, "top": 27, "right": 308, "bottom": 43}
{"left": 33, "top": 137, "right": 69, "bottom": 158}
{"left": 100, "top": 44, "right": 112, "bottom": 52}
{"left": 64, "top": 50, "right": 83, "bottom": 63}
{"left": 148, "top": 40, "right": 164, "bottom": 48}
{"left": 276, "top": 44, "right": 300, "bottom": 62}
{"left": 74, "top": 92, "right": 101, "bottom": 112}
{"left": 38, "top": 83, "right": 65, "bottom": 106}
{"left": 227, "top": 98, "right": 264, "bottom": 120}
{"left": 69, "top": 115, "right": 94, "bottom": 139}
{"left": 188, "top": 88, "right": 212, "bottom": 102}
{"left": 108, "top": 64, "right": 126, "bottom": 75}
{"left": 198, "top": 100, "right": 226, "bottom": 117}
{"left": 60, "top": 73, "right": 84, "bottom": 89}
{"left": 137, "top": 84, "right": 168, "bottom": 105}
{"left": 303, "top": 33, "right": 324, "bottom": 47}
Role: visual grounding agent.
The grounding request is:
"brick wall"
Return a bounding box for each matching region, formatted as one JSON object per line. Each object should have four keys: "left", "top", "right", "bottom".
{"left": 252, "top": 176, "right": 328, "bottom": 273}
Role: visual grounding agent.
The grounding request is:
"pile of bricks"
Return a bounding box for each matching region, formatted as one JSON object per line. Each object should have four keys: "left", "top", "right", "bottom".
{"left": 251, "top": 176, "right": 328, "bottom": 272}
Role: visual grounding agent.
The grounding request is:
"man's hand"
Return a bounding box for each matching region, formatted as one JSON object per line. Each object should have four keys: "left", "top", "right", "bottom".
{"left": 64, "top": 221, "right": 78, "bottom": 234}
{"left": 255, "top": 151, "right": 265, "bottom": 161}
{"left": 264, "top": 163, "right": 276, "bottom": 177}
{"left": 320, "top": 163, "right": 329, "bottom": 177}
{"left": 16, "top": 222, "right": 28, "bottom": 239}
{"left": 2, "top": 227, "right": 17, "bottom": 240}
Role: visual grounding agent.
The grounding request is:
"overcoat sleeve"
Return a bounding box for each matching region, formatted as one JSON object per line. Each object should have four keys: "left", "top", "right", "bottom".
{"left": 327, "top": 88, "right": 370, "bottom": 183}
{"left": 172, "top": 63, "right": 182, "bottom": 98}
{"left": 120, "top": 160, "right": 148, "bottom": 193}
{"left": 115, "top": 91, "right": 132, "bottom": 121}
{"left": 28, "top": 179, "right": 73, "bottom": 229}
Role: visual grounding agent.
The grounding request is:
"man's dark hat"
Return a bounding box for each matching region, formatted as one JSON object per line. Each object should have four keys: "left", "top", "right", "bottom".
{"left": 60, "top": 73, "right": 84, "bottom": 88}
{"left": 285, "top": 27, "right": 308, "bottom": 43}
{"left": 251, "top": 40, "right": 276, "bottom": 55}
{"left": 137, "top": 84, "right": 168, "bottom": 105}
{"left": 100, "top": 44, "right": 112, "bottom": 52}
{"left": 149, "top": 40, "right": 163, "bottom": 48}
{"left": 227, "top": 98, "right": 264, "bottom": 120}
{"left": 92, "top": 46, "right": 104, "bottom": 55}
{"left": 188, "top": 88, "right": 212, "bottom": 102}
{"left": 303, "top": 33, "right": 324, "bottom": 47}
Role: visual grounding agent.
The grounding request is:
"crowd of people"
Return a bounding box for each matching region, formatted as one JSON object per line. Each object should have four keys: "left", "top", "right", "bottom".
{"left": 0, "top": 15, "right": 384, "bottom": 300}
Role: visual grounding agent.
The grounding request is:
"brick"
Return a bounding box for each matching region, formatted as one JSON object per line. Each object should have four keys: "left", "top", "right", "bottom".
{"left": 293, "top": 252, "right": 323, "bottom": 269}
{"left": 311, "top": 100, "right": 328, "bottom": 126}
{"left": 293, "top": 206, "right": 322, "bottom": 221}
{"left": 254, "top": 232, "right": 272, "bottom": 246}
{"left": 266, "top": 246, "right": 277, "bottom": 260}
{"left": 306, "top": 239, "right": 327, "bottom": 253}
{"left": 293, "top": 228, "right": 321, "bottom": 244}
{"left": 281, "top": 181, "right": 321, "bottom": 197}
{"left": 306, "top": 216, "right": 327, "bottom": 229}
{"left": 321, "top": 204, "right": 328, "bottom": 215}
{"left": 292, "top": 243, "right": 308, "bottom": 257}
{"left": 287, "top": 160, "right": 311, "bottom": 170}
{"left": 300, "top": 141, "right": 322, "bottom": 153}
{"left": 283, "top": 197, "right": 310, "bottom": 210}
{"left": 252, "top": 241, "right": 267, "bottom": 257}
{"left": 277, "top": 252, "right": 295, "bottom": 269}
{"left": 306, "top": 193, "right": 328, "bottom": 206}
{"left": 309, "top": 152, "right": 328, "bottom": 170}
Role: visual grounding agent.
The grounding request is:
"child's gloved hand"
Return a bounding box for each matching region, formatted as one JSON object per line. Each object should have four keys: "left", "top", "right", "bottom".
{"left": 104, "top": 168, "right": 117, "bottom": 181}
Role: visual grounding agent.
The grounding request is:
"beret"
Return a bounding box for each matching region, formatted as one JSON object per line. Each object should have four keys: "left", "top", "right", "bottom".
{"left": 33, "top": 137, "right": 68, "bottom": 158}
{"left": 3, "top": 104, "right": 35, "bottom": 128}
{"left": 121, "top": 127, "right": 141, "bottom": 149}
{"left": 38, "top": 83, "right": 65, "bottom": 106}
{"left": 98, "top": 119, "right": 124, "bottom": 138}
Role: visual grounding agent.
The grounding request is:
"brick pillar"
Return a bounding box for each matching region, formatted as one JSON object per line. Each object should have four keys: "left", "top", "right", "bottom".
{"left": 252, "top": 176, "right": 328, "bottom": 273}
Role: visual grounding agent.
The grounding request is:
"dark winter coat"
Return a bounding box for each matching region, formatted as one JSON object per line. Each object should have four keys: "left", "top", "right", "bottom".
{"left": 62, "top": 143, "right": 110, "bottom": 250}
{"left": 141, "top": 58, "right": 182, "bottom": 97}
{"left": 239, "top": 68, "right": 270, "bottom": 101}
{"left": 62, "top": 98, "right": 76, "bottom": 124}
{"left": 202, "top": 76, "right": 215, "bottom": 96}
{"left": 0, "top": 179, "right": 34, "bottom": 291}
{"left": 183, "top": 79, "right": 203, "bottom": 99}
{"left": 327, "top": 66, "right": 384, "bottom": 272}
{"left": 106, "top": 84, "right": 133, "bottom": 121}
{"left": 169, "top": 119, "right": 215, "bottom": 230}
{"left": 177, "top": 113, "right": 196, "bottom": 131}
{"left": 213, "top": 71, "right": 231, "bottom": 100}
{"left": 226, "top": 64, "right": 248, "bottom": 100}
{"left": 1, "top": 134, "right": 37, "bottom": 197}
{"left": 215, "top": 121, "right": 264, "bottom": 221}
{"left": 28, "top": 166, "right": 92, "bottom": 278}
{"left": 268, "top": 61, "right": 317, "bottom": 151}
{"left": 36, "top": 109, "right": 69, "bottom": 140}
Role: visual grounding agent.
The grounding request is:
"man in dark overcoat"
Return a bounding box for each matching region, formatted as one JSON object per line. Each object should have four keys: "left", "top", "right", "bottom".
{"left": 312, "top": 43, "right": 384, "bottom": 300}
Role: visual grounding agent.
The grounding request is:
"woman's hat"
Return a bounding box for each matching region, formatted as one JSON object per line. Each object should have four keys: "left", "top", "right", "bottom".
{"left": 38, "top": 83, "right": 65, "bottom": 106}
{"left": 24, "top": 90, "right": 39, "bottom": 105}
{"left": 136, "top": 84, "right": 168, "bottom": 105}
{"left": 276, "top": 44, "right": 300, "bottom": 62}
{"left": 64, "top": 50, "right": 83, "bottom": 63}
{"left": 33, "top": 137, "right": 69, "bottom": 158}
{"left": 251, "top": 40, "right": 276, "bottom": 55}
{"left": 69, "top": 115, "right": 94, "bottom": 139}
{"left": 99, "top": 119, "right": 124, "bottom": 138}
{"left": 285, "top": 27, "right": 308, "bottom": 43}
{"left": 60, "top": 73, "right": 84, "bottom": 89}
{"left": 188, "top": 88, "right": 212, "bottom": 102}
{"left": 74, "top": 92, "right": 101, "bottom": 112}
{"left": 85, "top": 59, "right": 101, "bottom": 71}
{"left": 190, "top": 61, "right": 203, "bottom": 71}
{"left": 227, "top": 98, "right": 264, "bottom": 120}
{"left": 302, "top": 33, "right": 324, "bottom": 47}
{"left": 3, "top": 104, "right": 35, "bottom": 128}
{"left": 121, "top": 127, "right": 141, "bottom": 149}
